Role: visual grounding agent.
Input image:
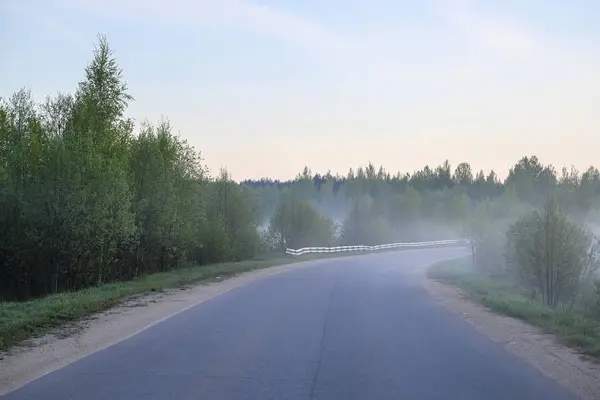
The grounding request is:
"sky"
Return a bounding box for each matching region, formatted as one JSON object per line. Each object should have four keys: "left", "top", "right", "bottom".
{"left": 2, "top": 0, "right": 600, "bottom": 181}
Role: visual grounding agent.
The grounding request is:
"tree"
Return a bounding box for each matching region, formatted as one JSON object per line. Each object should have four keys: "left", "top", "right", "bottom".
{"left": 506, "top": 156, "right": 557, "bottom": 206}
{"left": 505, "top": 198, "right": 600, "bottom": 308}
{"left": 594, "top": 280, "right": 600, "bottom": 317}
{"left": 269, "top": 193, "right": 334, "bottom": 249}
{"left": 453, "top": 162, "right": 473, "bottom": 186}
{"left": 340, "top": 194, "right": 394, "bottom": 245}
{"left": 464, "top": 199, "right": 507, "bottom": 273}
{"left": 0, "top": 35, "right": 262, "bottom": 300}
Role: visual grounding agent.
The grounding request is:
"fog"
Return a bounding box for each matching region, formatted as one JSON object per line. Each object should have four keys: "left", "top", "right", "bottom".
{"left": 247, "top": 158, "right": 600, "bottom": 285}
{"left": 243, "top": 160, "right": 600, "bottom": 320}
{"left": 3, "top": 32, "right": 599, "bottom": 323}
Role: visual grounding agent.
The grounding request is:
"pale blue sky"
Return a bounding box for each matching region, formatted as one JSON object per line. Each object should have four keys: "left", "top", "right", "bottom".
{"left": 2, "top": 1, "right": 600, "bottom": 180}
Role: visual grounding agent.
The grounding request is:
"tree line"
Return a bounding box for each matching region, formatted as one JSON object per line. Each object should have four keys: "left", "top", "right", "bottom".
{"left": 1, "top": 37, "right": 260, "bottom": 300}
{"left": 249, "top": 157, "right": 600, "bottom": 249}
{"left": 252, "top": 162, "right": 600, "bottom": 315}
{"left": 3, "top": 37, "right": 600, "bottom": 311}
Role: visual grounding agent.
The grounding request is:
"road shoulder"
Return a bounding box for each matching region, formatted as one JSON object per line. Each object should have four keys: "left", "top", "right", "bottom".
{"left": 0, "top": 258, "right": 329, "bottom": 395}
{"left": 423, "top": 277, "right": 600, "bottom": 400}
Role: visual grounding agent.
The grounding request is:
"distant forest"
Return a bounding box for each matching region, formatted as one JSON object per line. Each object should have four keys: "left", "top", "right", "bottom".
{"left": 245, "top": 158, "right": 598, "bottom": 207}
{"left": 246, "top": 157, "right": 600, "bottom": 227}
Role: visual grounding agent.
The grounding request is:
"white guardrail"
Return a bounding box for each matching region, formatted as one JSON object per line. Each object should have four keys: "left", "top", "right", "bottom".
{"left": 285, "top": 239, "right": 470, "bottom": 256}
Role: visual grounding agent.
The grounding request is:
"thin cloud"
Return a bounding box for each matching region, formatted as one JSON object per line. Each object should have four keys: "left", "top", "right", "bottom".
{"left": 60, "top": 0, "right": 353, "bottom": 57}
{"left": 450, "top": 11, "right": 537, "bottom": 58}
{"left": 57, "top": 0, "right": 446, "bottom": 84}
{"left": 3, "top": 1, "right": 91, "bottom": 52}
{"left": 435, "top": 0, "right": 538, "bottom": 59}
{"left": 16, "top": 0, "right": 599, "bottom": 92}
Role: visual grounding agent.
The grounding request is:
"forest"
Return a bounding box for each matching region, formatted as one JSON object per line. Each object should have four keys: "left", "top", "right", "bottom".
{"left": 2, "top": 36, "right": 600, "bottom": 309}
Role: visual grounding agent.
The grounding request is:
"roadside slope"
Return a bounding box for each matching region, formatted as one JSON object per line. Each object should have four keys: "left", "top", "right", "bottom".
{"left": 0, "top": 257, "right": 332, "bottom": 394}
{"left": 423, "top": 258, "right": 600, "bottom": 400}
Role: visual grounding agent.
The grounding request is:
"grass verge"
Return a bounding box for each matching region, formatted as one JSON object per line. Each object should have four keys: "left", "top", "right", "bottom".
{"left": 0, "top": 252, "right": 341, "bottom": 352}
{"left": 427, "top": 256, "right": 600, "bottom": 359}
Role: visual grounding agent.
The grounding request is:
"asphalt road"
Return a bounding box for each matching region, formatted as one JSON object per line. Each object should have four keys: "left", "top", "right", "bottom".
{"left": 2, "top": 248, "right": 581, "bottom": 400}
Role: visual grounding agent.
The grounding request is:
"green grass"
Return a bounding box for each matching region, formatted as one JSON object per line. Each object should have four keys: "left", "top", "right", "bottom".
{"left": 0, "top": 252, "right": 341, "bottom": 351}
{"left": 0, "top": 246, "right": 462, "bottom": 352}
{"left": 427, "top": 256, "right": 600, "bottom": 359}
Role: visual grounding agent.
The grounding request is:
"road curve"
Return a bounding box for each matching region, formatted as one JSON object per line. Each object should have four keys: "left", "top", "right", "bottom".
{"left": 1, "top": 248, "right": 580, "bottom": 400}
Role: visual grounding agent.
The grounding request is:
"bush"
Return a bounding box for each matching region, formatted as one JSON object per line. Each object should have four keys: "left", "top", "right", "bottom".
{"left": 505, "top": 198, "right": 600, "bottom": 308}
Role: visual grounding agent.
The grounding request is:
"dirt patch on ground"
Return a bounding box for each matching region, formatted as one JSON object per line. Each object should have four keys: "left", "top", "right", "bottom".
{"left": 0, "top": 258, "right": 329, "bottom": 395}
{"left": 423, "top": 277, "right": 600, "bottom": 400}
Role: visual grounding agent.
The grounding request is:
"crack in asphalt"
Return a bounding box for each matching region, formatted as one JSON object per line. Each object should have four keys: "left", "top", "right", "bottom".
{"left": 308, "top": 276, "right": 339, "bottom": 400}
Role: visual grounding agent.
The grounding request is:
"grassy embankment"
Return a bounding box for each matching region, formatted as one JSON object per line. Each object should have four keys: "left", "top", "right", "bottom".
{"left": 427, "top": 256, "right": 600, "bottom": 358}
{"left": 0, "top": 252, "right": 341, "bottom": 351}
{"left": 0, "top": 244, "right": 465, "bottom": 352}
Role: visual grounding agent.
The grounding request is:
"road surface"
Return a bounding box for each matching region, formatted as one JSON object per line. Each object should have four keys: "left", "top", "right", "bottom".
{"left": 1, "top": 248, "right": 581, "bottom": 400}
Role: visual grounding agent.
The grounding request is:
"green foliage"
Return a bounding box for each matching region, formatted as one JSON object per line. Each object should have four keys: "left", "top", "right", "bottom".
{"left": 594, "top": 280, "right": 600, "bottom": 318}
{"left": 341, "top": 195, "right": 394, "bottom": 245}
{"left": 428, "top": 257, "right": 600, "bottom": 358}
{"left": 0, "top": 37, "right": 260, "bottom": 301}
{"left": 0, "top": 257, "right": 298, "bottom": 350}
{"left": 269, "top": 192, "right": 334, "bottom": 249}
{"left": 505, "top": 199, "right": 600, "bottom": 309}
{"left": 248, "top": 152, "right": 600, "bottom": 251}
